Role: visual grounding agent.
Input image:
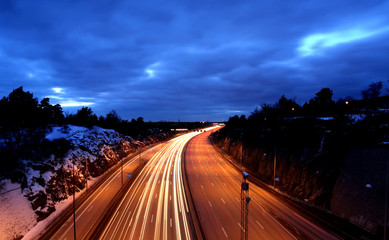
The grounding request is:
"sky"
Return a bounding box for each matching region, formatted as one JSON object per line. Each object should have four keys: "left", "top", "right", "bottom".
{"left": 1, "top": 0, "right": 389, "bottom": 122}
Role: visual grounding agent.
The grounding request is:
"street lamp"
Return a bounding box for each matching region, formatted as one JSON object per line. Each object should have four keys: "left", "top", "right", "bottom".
{"left": 71, "top": 161, "right": 77, "bottom": 240}
{"left": 384, "top": 160, "right": 389, "bottom": 240}
{"left": 274, "top": 148, "right": 277, "bottom": 189}
{"left": 241, "top": 172, "right": 250, "bottom": 240}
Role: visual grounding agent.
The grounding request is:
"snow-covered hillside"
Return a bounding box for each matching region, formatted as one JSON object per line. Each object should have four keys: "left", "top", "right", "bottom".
{"left": 0, "top": 125, "right": 163, "bottom": 240}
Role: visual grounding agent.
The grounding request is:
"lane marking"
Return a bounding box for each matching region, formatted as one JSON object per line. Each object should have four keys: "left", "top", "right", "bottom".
{"left": 170, "top": 218, "right": 173, "bottom": 228}
{"left": 155, "top": 193, "right": 157, "bottom": 199}
{"left": 221, "top": 226, "right": 228, "bottom": 238}
{"left": 201, "top": 184, "right": 204, "bottom": 190}
{"left": 208, "top": 200, "right": 213, "bottom": 207}
{"left": 87, "top": 205, "right": 94, "bottom": 213}
{"left": 151, "top": 214, "right": 154, "bottom": 223}
{"left": 211, "top": 182, "right": 214, "bottom": 187}
{"left": 256, "top": 220, "right": 264, "bottom": 229}
{"left": 221, "top": 198, "right": 225, "bottom": 204}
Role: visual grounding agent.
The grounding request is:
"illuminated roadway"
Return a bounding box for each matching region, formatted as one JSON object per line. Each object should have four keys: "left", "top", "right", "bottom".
{"left": 47, "top": 145, "right": 159, "bottom": 240}
{"left": 185, "top": 128, "right": 341, "bottom": 240}
{"left": 98, "top": 130, "right": 214, "bottom": 240}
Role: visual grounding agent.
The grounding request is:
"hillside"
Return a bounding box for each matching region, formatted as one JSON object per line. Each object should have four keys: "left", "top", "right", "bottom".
{"left": 0, "top": 125, "right": 168, "bottom": 240}
{"left": 211, "top": 94, "right": 389, "bottom": 237}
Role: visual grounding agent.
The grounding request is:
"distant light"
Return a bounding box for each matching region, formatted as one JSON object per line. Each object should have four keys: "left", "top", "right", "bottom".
{"left": 366, "top": 184, "right": 372, "bottom": 188}
{"left": 52, "top": 87, "right": 63, "bottom": 93}
{"left": 345, "top": 101, "right": 349, "bottom": 105}
{"left": 292, "top": 107, "right": 295, "bottom": 111}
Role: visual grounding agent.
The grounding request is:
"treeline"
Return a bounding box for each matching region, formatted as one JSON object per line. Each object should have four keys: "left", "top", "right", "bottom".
{"left": 225, "top": 82, "right": 389, "bottom": 146}
{"left": 212, "top": 82, "right": 389, "bottom": 204}
{"left": 0, "top": 86, "right": 209, "bottom": 179}
{"left": 0, "top": 86, "right": 208, "bottom": 137}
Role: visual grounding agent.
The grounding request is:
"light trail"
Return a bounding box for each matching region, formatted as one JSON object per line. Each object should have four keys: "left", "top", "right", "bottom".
{"left": 185, "top": 128, "right": 342, "bottom": 240}
{"left": 99, "top": 128, "right": 217, "bottom": 240}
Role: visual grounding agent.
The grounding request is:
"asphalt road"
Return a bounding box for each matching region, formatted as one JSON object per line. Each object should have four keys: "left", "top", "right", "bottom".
{"left": 47, "top": 145, "right": 160, "bottom": 240}
{"left": 185, "top": 129, "right": 342, "bottom": 240}
{"left": 98, "top": 130, "right": 214, "bottom": 240}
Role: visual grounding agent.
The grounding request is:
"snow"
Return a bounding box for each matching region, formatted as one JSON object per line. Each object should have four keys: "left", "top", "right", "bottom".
{"left": 317, "top": 117, "right": 334, "bottom": 120}
{"left": 0, "top": 180, "right": 37, "bottom": 240}
{"left": 22, "top": 175, "right": 102, "bottom": 240}
{"left": 348, "top": 114, "right": 366, "bottom": 122}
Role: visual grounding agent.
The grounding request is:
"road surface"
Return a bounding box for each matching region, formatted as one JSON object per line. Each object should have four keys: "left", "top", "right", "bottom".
{"left": 47, "top": 145, "right": 161, "bottom": 240}
{"left": 185, "top": 129, "right": 341, "bottom": 240}
{"left": 98, "top": 130, "right": 214, "bottom": 240}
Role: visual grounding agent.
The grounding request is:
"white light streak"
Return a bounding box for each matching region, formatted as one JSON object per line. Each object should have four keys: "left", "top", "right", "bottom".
{"left": 99, "top": 127, "right": 219, "bottom": 240}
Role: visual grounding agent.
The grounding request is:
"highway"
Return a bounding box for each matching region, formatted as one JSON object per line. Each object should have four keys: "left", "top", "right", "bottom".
{"left": 185, "top": 128, "right": 342, "bottom": 240}
{"left": 46, "top": 144, "right": 161, "bottom": 240}
{"left": 98, "top": 130, "right": 212, "bottom": 240}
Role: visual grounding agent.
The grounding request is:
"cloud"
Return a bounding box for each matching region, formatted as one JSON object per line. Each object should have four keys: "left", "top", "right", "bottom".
{"left": 0, "top": 0, "right": 389, "bottom": 121}
{"left": 298, "top": 26, "right": 389, "bottom": 56}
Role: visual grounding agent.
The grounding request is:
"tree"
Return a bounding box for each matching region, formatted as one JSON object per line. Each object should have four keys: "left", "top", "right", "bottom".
{"left": 0, "top": 87, "right": 46, "bottom": 176}
{"left": 39, "top": 98, "right": 64, "bottom": 124}
{"left": 312, "top": 88, "right": 334, "bottom": 105}
{"left": 276, "top": 95, "right": 301, "bottom": 117}
{"left": 70, "top": 107, "right": 98, "bottom": 127}
{"left": 103, "top": 110, "right": 122, "bottom": 129}
{"left": 361, "top": 81, "right": 383, "bottom": 99}
{"left": 304, "top": 88, "right": 335, "bottom": 116}
{"left": 0, "top": 86, "right": 40, "bottom": 128}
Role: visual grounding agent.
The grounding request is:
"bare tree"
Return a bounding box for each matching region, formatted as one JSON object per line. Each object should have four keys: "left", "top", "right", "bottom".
{"left": 361, "top": 81, "right": 383, "bottom": 99}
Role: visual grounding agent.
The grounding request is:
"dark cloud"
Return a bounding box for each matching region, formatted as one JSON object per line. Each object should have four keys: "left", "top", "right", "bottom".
{"left": 1, "top": 0, "right": 389, "bottom": 121}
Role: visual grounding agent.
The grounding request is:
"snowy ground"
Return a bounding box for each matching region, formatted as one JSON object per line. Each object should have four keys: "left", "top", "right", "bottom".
{"left": 0, "top": 177, "right": 101, "bottom": 240}
{"left": 22, "top": 176, "right": 100, "bottom": 240}
{"left": 0, "top": 180, "right": 36, "bottom": 240}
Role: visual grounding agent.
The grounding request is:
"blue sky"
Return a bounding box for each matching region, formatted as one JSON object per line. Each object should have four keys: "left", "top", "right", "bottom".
{"left": 1, "top": 0, "right": 389, "bottom": 121}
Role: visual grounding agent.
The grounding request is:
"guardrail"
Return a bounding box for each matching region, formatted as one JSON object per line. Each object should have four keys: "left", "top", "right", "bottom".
{"left": 85, "top": 160, "right": 146, "bottom": 239}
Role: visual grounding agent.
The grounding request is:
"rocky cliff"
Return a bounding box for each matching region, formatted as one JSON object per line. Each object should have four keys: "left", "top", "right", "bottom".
{"left": 19, "top": 125, "right": 169, "bottom": 221}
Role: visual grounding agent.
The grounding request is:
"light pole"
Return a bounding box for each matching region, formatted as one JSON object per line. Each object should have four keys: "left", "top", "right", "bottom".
{"left": 240, "top": 145, "right": 243, "bottom": 169}
{"left": 121, "top": 157, "right": 123, "bottom": 186}
{"left": 384, "top": 159, "right": 388, "bottom": 240}
{"left": 273, "top": 147, "right": 277, "bottom": 189}
{"left": 85, "top": 157, "right": 88, "bottom": 190}
{"left": 72, "top": 161, "right": 77, "bottom": 240}
{"left": 241, "top": 172, "right": 250, "bottom": 240}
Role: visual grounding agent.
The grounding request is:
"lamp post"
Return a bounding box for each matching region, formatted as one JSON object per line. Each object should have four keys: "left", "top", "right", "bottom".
{"left": 241, "top": 172, "right": 250, "bottom": 240}
{"left": 72, "top": 162, "right": 77, "bottom": 240}
{"left": 384, "top": 159, "right": 388, "bottom": 240}
{"left": 85, "top": 157, "right": 88, "bottom": 190}
{"left": 273, "top": 148, "right": 277, "bottom": 189}
{"left": 121, "top": 157, "right": 123, "bottom": 186}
